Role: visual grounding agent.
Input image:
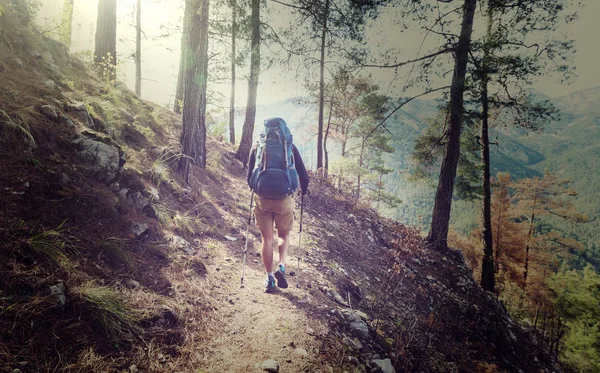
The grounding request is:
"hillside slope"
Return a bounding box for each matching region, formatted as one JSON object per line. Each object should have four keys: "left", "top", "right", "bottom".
{"left": 0, "top": 3, "right": 557, "bottom": 372}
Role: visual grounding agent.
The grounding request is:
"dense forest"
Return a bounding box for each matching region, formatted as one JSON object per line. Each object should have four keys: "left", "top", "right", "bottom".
{"left": 1, "top": 0, "right": 599, "bottom": 371}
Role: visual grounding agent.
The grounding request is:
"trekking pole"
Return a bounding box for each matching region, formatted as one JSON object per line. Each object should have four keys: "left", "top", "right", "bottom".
{"left": 240, "top": 191, "right": 254, "bottom": 286}
{"left": 296, "top": 194, "right": 304, "bottom": 288}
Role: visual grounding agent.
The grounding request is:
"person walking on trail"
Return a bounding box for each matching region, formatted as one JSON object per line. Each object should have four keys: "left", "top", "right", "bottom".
{"left": 247, "top": 117, "right": 309, "bottom": 293}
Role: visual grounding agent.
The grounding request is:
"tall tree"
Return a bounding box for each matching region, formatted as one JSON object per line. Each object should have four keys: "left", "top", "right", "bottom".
{"left": 479, "top": 4, "right": 495, "bottom": 293}
{"left": 472, "top": 0, "right": 575, "bottom": 293}
{"left": 229, "top": 0, "right": 237, "bottom": 144}
{"left": 178, "top": 0, "right": 210, "bottom": 180}
{"left": 316, "top": 0, "right": 331, "bottom": 173}
{"left": 94, "top": 0, "right": 117, "bottom": 79}
{"left": 135, "top": 0, "right": 142, "bottom": 96}
{"left": 174, "top": 5, "right": 191, "bottom": 113}
{"left": 427, "top": 0, "right": 477, "bottom": 250}
{"left": 60, "top": 0, "right": 74, "bottom": 48}
{"left": 235, "top": 0, "right": 260, "bottom": 166}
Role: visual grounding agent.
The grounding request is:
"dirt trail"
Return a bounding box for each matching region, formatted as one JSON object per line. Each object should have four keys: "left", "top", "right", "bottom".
{"left": 197, "top": 216, "right": 330, "bottom": 373}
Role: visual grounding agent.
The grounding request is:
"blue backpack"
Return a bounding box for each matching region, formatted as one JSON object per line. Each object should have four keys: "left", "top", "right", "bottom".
{"left": 249, "top": 117, "right": 299, "bottom": 199}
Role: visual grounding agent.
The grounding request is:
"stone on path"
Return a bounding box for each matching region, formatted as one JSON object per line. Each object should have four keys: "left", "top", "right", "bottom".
{"left": 261, "top": 359, "right": 279, "bottom": 372}
{"left": 294, "top": 347, "right": 308, "bottom": 358}
{"left": 372, "top": 358, "right": 395, "bottom": 373}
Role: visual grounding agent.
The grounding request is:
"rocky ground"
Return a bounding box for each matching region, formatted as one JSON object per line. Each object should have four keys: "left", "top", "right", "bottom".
{"left": 0, "top": 3, "right": 558, "bottom": 372}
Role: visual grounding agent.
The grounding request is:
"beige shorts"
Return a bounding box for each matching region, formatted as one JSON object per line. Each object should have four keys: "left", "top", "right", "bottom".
{"left": 254, "top": 196, "right": 294, "bottom": 235}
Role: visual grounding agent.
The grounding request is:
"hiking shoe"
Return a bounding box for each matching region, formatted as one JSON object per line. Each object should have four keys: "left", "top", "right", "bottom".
{"left": 265, "top": 275, "right": 276, "bottom": 293}
{"left": 275, "top": 264, "right": 288, "bottom": 289}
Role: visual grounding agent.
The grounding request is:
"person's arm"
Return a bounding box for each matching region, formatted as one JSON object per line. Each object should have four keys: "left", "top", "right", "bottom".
{"left": 292, "top": 145, "right": 309, "bottom": 194}
{"left": 246, "top": 146, "right": 256, "bottom": 186}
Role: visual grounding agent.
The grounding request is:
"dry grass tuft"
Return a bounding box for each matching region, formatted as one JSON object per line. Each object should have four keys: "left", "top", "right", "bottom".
{"left": 27, "top": 221, "right": 79, "bottom": 270}
{"left": 98, "top": 237, "right": 135, "bottom": 269}
{"left": 64, "top": 347, "right": 116, "bottom": 373}
{"left": 76, "top": 282, "right": 142, "bottom": 341}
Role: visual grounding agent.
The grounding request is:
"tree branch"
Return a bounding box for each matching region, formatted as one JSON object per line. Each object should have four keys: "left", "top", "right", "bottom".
{"left": 361, "top": 47, "right": 455, "bottom": 69}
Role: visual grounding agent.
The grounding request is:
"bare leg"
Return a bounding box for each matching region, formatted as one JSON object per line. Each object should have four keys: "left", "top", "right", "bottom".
{"left": 260, "top": 224, "right": 275, "bottom": 273}
{"left": 278, "top": 230, "right": 290, "bottom": 267}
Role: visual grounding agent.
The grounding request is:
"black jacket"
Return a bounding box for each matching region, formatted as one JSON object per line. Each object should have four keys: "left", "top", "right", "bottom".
{"left": 246, "top": 143, "right": 310, "bottom": 194}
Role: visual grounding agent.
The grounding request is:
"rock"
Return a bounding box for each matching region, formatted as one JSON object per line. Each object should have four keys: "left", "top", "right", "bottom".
{"left": 347, "top": 356, "right": 359, "bottom": 365}
{"left": 72, "top": 135, "right": 121, "bottom": 182}
{"left": 107, "top": 195, "right": 119, "bottom": 208}
{"left": 261, "top": 359, "right": 279, "bottom": 372}
{"left": 49, "top": 282, "right": 66, "bottom": 307}
{"left": 59, "top": 115, "right": 75, "bottom": 128}
{"left": 169, "top": 235, "right": 195, "bottom": 255}
{"left": 66, "top": 102, "right": 94, "bottom": 128}
{"left": 340, "top": 309, "right": 369, "bottom": 323}
{"left": 130, "top": 191, "right": 150, "bottom": 210}
{"left": 372, "top": 359, "right": 395, "bottom": 373}
{"left": 109, "top": 183, "right": 120, "bottom": 192}
{"left": 129, "top": 365, "right": 138, "bottom": 373}
{"left": 131, "top": 221, "right": 149, "bottom": 239}
{"left": 118, "top": 188, "right": 129, "bottom": 199}
{"left": 342, "top": 336, "right": 363, "bottom": 350}
{"left": 43, "top": 79, "right": 58, "bottom": 91}
{"left": 14, "top": 57, "right": 23, "bottom": 67}
{"left": 125, "top": 279, "right": 141, "bottom": 289}
{"left": 40, "top": 105, "right": 58, "bottom": 121}
{"left": 349, "top": 320, "right": 369, "bottom": 340}
{"left": 294, "top": 347, "right": 308, "bottom": 358}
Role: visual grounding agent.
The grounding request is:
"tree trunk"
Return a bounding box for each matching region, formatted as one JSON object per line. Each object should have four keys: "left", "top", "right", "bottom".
{"left": 480, "top": 5, "right": 495, "bottom": 293}
{"left": 377, "top": 174, "right": 382, "bottom": 212}
{"left": 61, "top": 0, "right": 74, "bottom": 48}
{"left": 494, "top": 190, "right": 504, "bottom": 267}
{"left": 523, "top": 198, "right": 536, "bottom": 288}
{"left": 427, "top": 0, "right": 477, "bottom": 250}
{"left": 316, "top": 0, "right": 330, "bottom": 172}
{"left": 229, "top": 0, "right": 236, "bottom": 144}
{"left": 235, "top": 0, "right": 260, "bottom": 167}
{"left": 94, "top": 0, "right": 117, "bottom": 79}
{"left": 177, "top": 0, "right": 210, "bottom": 181}
{"left": 324, "top": 92, "right": 334, "bottom": 178}
{"left": 135, "top": 0, "right": 141, "bottom": 96}
{"left": 174, "top": 6, "right": 191, "bottom": 113}
{"left": 356, "top": 143, "right": 365, "bottom": 200}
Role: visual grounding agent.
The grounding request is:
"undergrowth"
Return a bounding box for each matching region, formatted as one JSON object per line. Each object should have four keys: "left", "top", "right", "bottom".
{"left": 77, "top": 282, "right": 142, "bottom": 342}
{"left": 27, "top": 221, "right": 79, "bottom": 269}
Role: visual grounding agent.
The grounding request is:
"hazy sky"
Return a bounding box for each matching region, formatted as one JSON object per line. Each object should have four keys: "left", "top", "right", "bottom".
{"left": 35, "top": 0, "right": 600, "bottom": 108}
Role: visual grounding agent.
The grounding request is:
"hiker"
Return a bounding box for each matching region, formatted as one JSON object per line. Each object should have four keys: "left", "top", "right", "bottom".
{"left": 247, "top": 117, "right": 309, "bottom": 293}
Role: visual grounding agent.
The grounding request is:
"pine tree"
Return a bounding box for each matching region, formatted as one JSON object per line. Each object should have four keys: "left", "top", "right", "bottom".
{"left": 235, "top": 0, "right": 259, "bottom": 167}
{"left": 178, "top": 0, "right": 210, "bottom": 180}
{"left": 94, "top": 0, "right": 117, "bottom": 80}
{"left": 427, "top": 0, "right": 477, "bottom": 251}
